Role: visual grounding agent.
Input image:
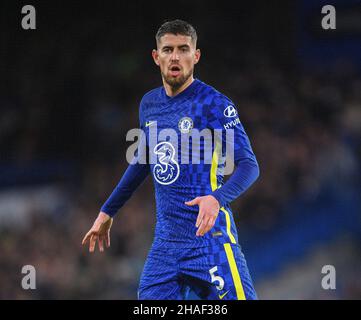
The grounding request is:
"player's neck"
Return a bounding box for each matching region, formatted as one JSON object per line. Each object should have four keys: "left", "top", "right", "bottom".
{"left": 163, "top": 76, "right": 194, "bottom": 97}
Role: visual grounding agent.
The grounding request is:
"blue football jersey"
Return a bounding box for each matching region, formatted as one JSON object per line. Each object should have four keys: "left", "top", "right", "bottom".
{"left": 137, "top": 78, "right": 258, "bottom": 248}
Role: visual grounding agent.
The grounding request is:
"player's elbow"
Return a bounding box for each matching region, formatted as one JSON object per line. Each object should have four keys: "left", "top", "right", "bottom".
{"left": 234, "top": 156, "right": 260, "bottom": 186}
{"left": 252, "top": 159, "right": 260, "bottom": 182}
{"left": 245, "top": 157, "right": 260, "bottom": 185}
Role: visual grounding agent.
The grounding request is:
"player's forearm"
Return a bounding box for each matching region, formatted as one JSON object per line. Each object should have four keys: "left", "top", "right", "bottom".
{"left": 211, "top": 157, "right": 259, "bottom": 208}
{"left": 100, "top": 162, "right": 149, "bottom": 217}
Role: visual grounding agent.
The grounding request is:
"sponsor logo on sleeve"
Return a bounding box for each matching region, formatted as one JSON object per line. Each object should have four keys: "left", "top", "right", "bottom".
{"left": 223, "top": 105, "right": 238, "bottom": 118}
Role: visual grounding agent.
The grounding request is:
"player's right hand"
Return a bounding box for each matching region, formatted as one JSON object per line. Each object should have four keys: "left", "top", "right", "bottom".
{"left": 82, "top": 211, "right": 113, "bottom": 253}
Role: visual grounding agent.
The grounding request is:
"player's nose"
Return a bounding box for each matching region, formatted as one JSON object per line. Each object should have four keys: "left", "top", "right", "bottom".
{"left": 170, "top": 50, "right": 180, "bottom": 61}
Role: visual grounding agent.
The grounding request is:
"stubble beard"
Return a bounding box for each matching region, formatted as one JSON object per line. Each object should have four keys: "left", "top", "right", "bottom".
{"left": 162, "top": 68, "right": 193, "bottom": 91}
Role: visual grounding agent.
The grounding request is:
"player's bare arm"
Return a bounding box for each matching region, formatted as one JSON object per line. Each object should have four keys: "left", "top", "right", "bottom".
{"left": 185, "top": 195, "right": 220, "bottom": 237}
{"left": 82, "top": 211, "right": 113, "bottom": 253}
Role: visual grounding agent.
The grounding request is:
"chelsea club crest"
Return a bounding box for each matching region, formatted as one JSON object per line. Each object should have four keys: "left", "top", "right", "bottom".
{"left": 178, "top": 117, "right": 193, "bottom": 134}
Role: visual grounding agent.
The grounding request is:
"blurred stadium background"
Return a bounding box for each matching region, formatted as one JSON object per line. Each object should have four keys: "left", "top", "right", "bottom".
{"left": 0, "top": 0, "right": 360, "bottom": 299}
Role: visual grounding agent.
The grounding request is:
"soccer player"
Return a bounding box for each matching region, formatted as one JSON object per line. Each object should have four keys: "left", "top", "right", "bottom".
{"left": 82, "top": 19, "right": 260, "bottom": 300}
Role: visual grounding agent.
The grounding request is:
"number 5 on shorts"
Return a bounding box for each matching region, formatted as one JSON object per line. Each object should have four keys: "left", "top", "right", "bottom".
{"left": 209, "top": 266, "right": 224, "bottom": 290}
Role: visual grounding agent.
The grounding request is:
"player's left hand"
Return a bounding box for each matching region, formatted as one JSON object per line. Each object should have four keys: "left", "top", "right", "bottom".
{"left": 185, "top": 195, "right": 220, "bottom": 237}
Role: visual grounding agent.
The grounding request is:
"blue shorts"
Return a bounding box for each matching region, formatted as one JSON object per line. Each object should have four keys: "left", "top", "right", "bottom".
{"left": 138, "top": 242, "right": 257, "bottom": 300}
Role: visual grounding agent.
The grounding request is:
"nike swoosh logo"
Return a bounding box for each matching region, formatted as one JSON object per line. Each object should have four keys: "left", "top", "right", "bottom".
{"left": 218, "top": 290, "right": 229, "bottom": 300}
{"left": 145, "top": 121, "right": 156, "bottom": 127}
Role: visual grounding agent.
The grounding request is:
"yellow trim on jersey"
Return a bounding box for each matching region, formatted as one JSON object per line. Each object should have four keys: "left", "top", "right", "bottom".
{"left": 210, "top": 142, "right": 220, "bottom": 192}
{"left": 210, "top": 142, "right": 236, "bottom": 244}
{"left": 220, "top": 208, "right": 236, "bottom": 244}
{"left": 224, "top": 243, "right": 246, "bottom": 300}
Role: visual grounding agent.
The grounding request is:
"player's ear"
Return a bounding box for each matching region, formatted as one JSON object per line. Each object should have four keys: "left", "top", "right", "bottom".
{"left": 194, "top": 48, "right": 201, "bottom": 65}
{"left": 152, "top": 49, "right": 160, "bottom": 66}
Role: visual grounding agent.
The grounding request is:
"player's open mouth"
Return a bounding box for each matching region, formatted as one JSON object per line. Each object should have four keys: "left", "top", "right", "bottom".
{"left": 169, "top": 65, "right": 181, "bottom": 77}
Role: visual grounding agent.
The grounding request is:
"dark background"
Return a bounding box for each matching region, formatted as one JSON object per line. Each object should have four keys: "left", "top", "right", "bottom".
{"left": 0, "top": 0, "right": 360, "bottom": 299}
